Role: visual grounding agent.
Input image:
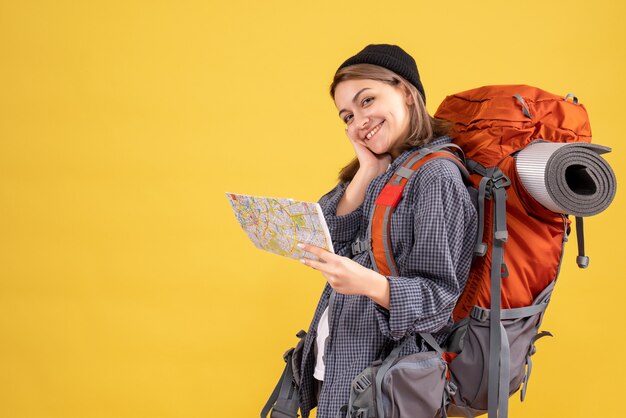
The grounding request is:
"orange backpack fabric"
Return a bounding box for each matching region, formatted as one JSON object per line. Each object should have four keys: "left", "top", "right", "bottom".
{"left": 433, "top": 85, "right": 592, "bottom": 320}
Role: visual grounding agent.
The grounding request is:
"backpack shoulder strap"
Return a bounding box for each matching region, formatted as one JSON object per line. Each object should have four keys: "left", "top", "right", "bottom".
{"left": 365, "top": 146, "right": 468, "bottom": 276}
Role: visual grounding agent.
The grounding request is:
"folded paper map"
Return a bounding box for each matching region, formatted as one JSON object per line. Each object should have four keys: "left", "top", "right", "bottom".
{"left": 226, "top": 192, "right": 335, "bottom": 260}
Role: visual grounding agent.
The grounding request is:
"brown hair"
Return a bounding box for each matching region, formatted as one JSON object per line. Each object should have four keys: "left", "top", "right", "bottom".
{"left": 330, "top": 64, "right": 452, "bottom": 183}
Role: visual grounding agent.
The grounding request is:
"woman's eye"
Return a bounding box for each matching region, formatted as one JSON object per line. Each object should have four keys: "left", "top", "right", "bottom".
{"left": 362, "top": 97, "right": 373, "bottom": 106}
{"left": 343, "top": 114, "right": 353, "bottom": 124}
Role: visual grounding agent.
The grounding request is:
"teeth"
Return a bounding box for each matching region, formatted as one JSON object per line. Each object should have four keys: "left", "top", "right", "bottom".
{"left": 366, "top": 122, "right": 383, "bottom": 139}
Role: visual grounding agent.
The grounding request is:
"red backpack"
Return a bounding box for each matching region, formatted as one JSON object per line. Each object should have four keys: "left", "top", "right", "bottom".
{"left": 435, "top": 85, "right": 596, "bottom": 319}
{"left": 364, "top": 85, "right": 615, "bottom": 418}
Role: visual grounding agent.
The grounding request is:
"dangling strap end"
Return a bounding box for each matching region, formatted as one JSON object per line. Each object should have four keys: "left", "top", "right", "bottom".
{"left": 575, "top": 216, "right": 589, "bottom": 269}
{"left": 576, "top": 255, "right": 590, "bottom": 269}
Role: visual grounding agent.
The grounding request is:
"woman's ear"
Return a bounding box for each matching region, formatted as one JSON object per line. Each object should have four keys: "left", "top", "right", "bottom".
{"left": 399, "top": 83, "right": 414, "bottom": 106}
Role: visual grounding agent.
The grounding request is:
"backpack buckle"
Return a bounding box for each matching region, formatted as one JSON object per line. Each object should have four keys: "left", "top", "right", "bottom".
{"left": 351, "top": 239, "right": 371, "bottom": 255}
{"left": 446, "top": 380, "right": 458, "bottom": 397}
{"left": 355, "top": 410, "right": 370, "bottom": 418}
{"left": 491, "top": 172, "right": 511, "bottom": 189}
{"left": 353, "top": 374, "right": 372, "bottom": 393}
{"left": 474, "top": 242, "right": 487, "bottom": 256}
{"left": 470, "top": 306, "right": 490, "bottom": 322}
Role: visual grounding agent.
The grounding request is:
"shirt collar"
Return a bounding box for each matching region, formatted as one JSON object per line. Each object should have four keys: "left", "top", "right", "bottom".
{"left": 387, "top": 135, "right": 453, "bottom": 172}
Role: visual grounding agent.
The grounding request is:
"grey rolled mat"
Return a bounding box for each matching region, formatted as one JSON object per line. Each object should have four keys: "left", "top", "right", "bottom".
{"left": 515, "top": 142, "right": 617, "bottom": 216}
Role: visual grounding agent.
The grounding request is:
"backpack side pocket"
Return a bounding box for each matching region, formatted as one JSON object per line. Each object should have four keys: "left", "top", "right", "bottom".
{"left": 380, "top": 351, "right": 448, "bottom": 418}
{"left": 343, "top": 337, "right": 450, "bottom": 418}
{"left": 446, "top": 284, "right": 553, "bottom": 415}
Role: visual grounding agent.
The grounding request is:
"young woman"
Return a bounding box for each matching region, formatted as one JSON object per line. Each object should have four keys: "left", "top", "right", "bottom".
{"left": 297, "top": 44, "right": 478, "bottom": 418}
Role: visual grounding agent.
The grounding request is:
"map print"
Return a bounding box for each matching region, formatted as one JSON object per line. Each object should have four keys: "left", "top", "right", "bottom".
{"left": 226, "top": 193, "right": 335, "bottom": 260}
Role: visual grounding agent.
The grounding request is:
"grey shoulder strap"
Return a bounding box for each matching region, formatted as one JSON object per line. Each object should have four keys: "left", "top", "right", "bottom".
{"left": 486, "top": 167, "right": 510, "bottom": 418}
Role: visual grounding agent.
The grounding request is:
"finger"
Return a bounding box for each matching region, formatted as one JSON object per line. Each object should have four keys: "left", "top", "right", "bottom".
{"left": 345, "top": 131, "right": 365, "bottom": 146}
{"left": 297, "top": 243, "right": 330, "bottom": 262}
{"left": 350, "top": 136, "right": 367, "bottom": 149}
{"left": 300, "top": 257, "right": 328, "bottom": 271}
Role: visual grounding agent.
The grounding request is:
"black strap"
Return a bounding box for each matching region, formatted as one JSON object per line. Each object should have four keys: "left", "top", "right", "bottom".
{"left": 261, "top": 348, "right": 299, "bottom": 418}
{"left": 575, "top": 216, "right": 589, "bottom": 268}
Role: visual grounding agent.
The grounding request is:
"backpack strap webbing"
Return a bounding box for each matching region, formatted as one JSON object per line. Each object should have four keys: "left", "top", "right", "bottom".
{"left": 485, "top": 167, "right": 510, "bottom": 418}
{"left": 261, "top": 331, "right": 306, "bottom": 418}
{"left": 366, "top": 147, "right": 468, "bottom": 276}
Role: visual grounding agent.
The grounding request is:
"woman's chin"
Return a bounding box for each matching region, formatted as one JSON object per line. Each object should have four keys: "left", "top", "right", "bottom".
{"left": 364, "top": 140, "right": 382, "bottom": 154}
{"left": 366, "top": 144, "right": 388, "bottom": 156}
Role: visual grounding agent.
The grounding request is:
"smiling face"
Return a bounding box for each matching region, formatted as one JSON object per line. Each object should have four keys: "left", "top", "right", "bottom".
{"left": 334, "top": 78, "right": 413, "bottom": 159}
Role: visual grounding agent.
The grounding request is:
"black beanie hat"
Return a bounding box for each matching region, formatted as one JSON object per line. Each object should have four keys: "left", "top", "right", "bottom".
{"left": 336, "top": 44, "right": 425, "bottom": 104}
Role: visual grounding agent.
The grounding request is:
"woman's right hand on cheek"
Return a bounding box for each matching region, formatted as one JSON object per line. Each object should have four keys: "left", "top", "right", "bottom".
{"left": 335, "top": 134, "right": 392, "bottom": 216}
{"left": 349, "top": 136, "right": 392, "bottom": 179}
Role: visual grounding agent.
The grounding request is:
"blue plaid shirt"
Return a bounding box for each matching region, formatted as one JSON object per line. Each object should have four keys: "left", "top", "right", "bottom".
{"left": 298, "top": 136, "right": 478, "bottom": 418}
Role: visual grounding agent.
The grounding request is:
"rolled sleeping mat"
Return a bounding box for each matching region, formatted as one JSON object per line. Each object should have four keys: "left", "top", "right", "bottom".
{"left": 515, "top": 142, "right": 617, "bottom": 216}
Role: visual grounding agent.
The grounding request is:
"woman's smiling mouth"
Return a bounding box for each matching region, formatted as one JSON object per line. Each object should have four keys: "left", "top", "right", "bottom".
{"left": 365, "top": 121, "right": 384, "bottom": 140}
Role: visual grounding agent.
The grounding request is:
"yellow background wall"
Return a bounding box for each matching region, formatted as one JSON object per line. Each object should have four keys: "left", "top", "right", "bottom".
{"left": 1, "top": 1, "right": 624, "bottom": 417}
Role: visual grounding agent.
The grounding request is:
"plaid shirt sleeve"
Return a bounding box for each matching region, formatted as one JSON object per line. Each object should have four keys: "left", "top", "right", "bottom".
{"left": 318, "top": 181, "right": 363, "bottom": 257}
{"left": 374, "top": 160, "right": 476, "bottom": 341}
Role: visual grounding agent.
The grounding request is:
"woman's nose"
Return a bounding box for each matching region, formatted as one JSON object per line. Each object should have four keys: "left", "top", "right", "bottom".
{"left": 355, "top": 114, "right": 370, "bottom": 129}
